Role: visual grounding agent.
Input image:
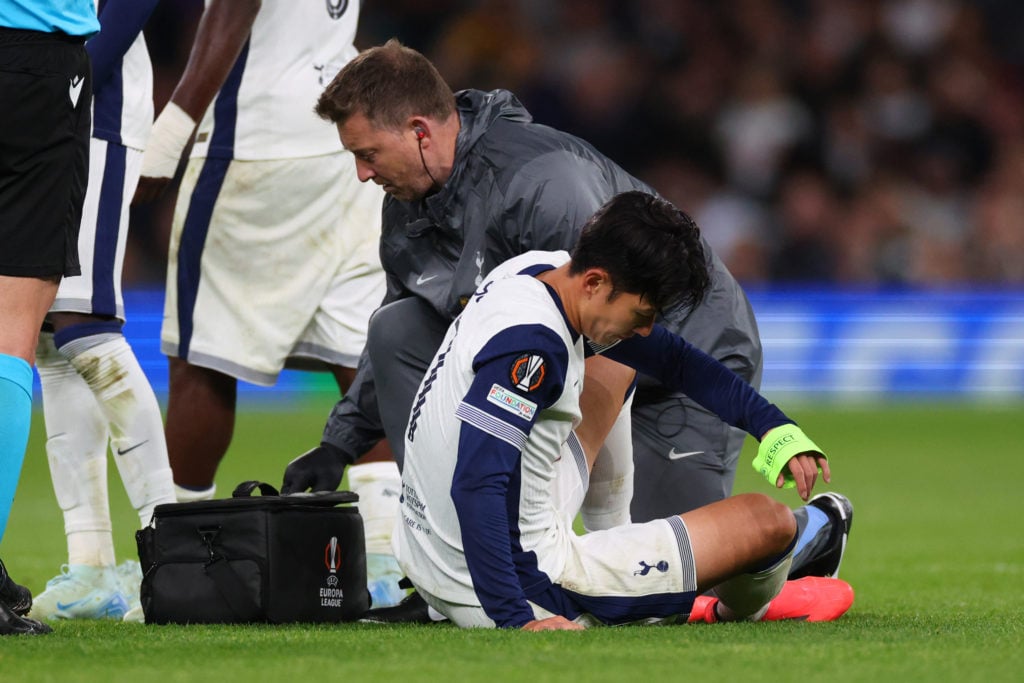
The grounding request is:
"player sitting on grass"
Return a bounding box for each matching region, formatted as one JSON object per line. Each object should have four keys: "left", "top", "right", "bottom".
{"left": 392, "top": 191, "right": 853, "bottom": 628}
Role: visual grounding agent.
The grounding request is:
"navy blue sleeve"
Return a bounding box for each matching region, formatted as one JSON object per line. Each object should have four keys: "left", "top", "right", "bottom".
{"left": 600, "top": 324, "right": 791, "bottom": 438}
{"left": 450, "top": 325, "right": 567, "bottom": 628}
{"left": 88, "top": 0, "right": 160, "bottom": 93}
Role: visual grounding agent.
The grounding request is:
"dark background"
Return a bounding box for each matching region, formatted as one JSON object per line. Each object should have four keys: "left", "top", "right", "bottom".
{"left": 127, "top": 0, "right": 1024, "bottom": 290}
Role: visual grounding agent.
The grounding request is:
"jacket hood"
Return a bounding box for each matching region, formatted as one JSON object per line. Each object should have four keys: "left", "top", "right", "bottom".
{"left": 454, "top": 89, "right": 533, "bottom": 154}
{"left": 415, "top": 89, "right": 533, "bottom": 216}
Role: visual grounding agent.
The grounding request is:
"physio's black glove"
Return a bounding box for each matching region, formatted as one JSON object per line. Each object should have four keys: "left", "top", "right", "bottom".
{"left": 281, "top": 443, "right": 347, "bottom": 494}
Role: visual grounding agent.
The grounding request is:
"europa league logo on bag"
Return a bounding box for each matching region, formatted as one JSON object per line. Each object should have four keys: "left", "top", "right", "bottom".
{"left": 325, "top": 536, "right": 343, "bottom": 574}
{"left": 321, "top": 537, "right": 345, "bottom": 607}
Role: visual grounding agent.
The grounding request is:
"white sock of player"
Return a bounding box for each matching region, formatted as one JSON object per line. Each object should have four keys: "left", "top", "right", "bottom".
{"left": 711, "top": 545, "right": 795, "bottom": 621}
{"left": 55, "top": 328, "right": 176, "bottom": 529}
{"left": 581, "top": 393, "right": 635, "bottom": 532}
{"left": 37, "top": 332, "right": 116, "bottom": 567}
{"left": 347, "top": 461, "right": 402, "bottom": 556}
{"left": 174, "top": 484, "right": 216, "bottom": 502}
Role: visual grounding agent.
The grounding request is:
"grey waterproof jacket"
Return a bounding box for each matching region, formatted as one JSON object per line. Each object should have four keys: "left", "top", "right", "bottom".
{"left": 322, "top": 89, "right": 760, "bottom": 459}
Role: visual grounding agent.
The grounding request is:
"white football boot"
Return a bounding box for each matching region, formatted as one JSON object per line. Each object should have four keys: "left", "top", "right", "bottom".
{"left": 29, "top": 564, "right": 129, "bottom": 621}
{"left": 116, "top": 560, "right": 145, "bottom": 622}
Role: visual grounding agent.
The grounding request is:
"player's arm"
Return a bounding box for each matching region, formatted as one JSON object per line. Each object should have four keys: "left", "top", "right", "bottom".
{"left": 602, "top": 326, "right": 829, "bottom": 500}
{"left": 135, "top": 0, "right": 261, "bottom": 201}
{"left": 87, "top": 0, "right": 160, "bottom": 94}
{"left": 522, "top": 615, "right": 584, "bottom": 631}
{"left": 158, "top": 0, "right": 260, "bottom": 121}
{"left": 451, "top": 326, "right": 568, "bottom": 628}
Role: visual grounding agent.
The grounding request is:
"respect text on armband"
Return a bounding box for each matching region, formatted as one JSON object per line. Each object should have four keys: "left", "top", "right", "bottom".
{"left": 765, "top": 433, "right": 796, "bottom": 467}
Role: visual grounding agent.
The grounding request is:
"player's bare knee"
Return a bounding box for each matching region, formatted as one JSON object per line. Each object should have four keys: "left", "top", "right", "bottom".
{"left": 743, "top": 492, "right": 796, "bottom": 549}
{"left": 768, "top": 498, "right": 797, "bottom": 549}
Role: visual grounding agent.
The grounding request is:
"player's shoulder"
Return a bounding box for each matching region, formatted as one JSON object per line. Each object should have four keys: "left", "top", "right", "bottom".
{"left": 483, "top": 250, "right": 570, "bottom": 284}
{"left": 465, "top": 253, "right": 569, "bottom": 336}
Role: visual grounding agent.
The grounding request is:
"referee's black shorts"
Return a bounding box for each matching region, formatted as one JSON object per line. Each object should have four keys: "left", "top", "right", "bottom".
{"left": 0, "top": 27, "right": 91, "bottom": 278}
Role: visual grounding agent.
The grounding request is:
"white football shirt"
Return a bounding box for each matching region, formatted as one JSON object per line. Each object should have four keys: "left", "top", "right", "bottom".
{"left": 395, "top": 250, "right": 587, "bottom": 612}
{"left": 188, "top": 0, "right": 360, "bottom": 161}
{"left": 91, "top": 31, "right": 153, "bottom": 151}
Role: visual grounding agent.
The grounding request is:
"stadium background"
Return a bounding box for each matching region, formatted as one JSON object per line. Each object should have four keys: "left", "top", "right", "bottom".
{"left": 93, "top": 0, "right": 1024, "bottom": 403}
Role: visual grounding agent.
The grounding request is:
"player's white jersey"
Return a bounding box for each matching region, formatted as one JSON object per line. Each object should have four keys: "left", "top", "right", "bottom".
{"left": 91, "top": 32, "right": 153, "bottom": 151}
{"left": 395, "top": 250, "right": 588, "bottom": 607}
{"left": 188, "top": 0, "right": 360, "bottom": 161}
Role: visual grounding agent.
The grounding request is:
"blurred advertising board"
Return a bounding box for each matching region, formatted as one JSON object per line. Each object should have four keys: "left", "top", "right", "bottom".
{"left": 35, "top": 289, "right": 1024, "bottom": 402}
{"left": 749, "top": 289, "right": 1024, "bottom": 399}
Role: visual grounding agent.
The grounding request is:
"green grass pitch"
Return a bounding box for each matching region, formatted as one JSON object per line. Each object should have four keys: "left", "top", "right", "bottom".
{"left": 1, "top": 399, "right": 1021, "bottom": 682}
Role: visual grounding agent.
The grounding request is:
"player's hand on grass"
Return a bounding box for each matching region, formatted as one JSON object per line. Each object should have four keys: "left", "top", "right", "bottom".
{"left": 753, "top": 423, "right": 829, "bottom": 501}
{"left": 281, "top": 444, "right": 347, "bottom": 493}
{"left": 522, "top": 615, "right": 584, "bottom": 631}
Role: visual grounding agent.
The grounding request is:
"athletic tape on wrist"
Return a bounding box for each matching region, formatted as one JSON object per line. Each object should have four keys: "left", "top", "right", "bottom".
{"left": 141, "top": 101, "right": 196, "bottom": 179}
{"left": 752, "top": 423, "right": 826, "bottom": 488}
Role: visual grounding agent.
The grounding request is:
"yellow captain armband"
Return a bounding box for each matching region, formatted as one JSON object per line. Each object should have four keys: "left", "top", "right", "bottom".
{"left": 752, "top": 423, "right": 826, "bottom": 488}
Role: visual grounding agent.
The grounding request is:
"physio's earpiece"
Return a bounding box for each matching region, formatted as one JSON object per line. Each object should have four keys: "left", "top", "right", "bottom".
{"left": 414, "top": 125, "right": 437, "bottom": 188}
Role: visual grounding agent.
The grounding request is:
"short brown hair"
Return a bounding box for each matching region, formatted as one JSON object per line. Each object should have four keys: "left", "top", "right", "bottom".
{"left": 315, "top": 39, "right": 456, "bottom": 129}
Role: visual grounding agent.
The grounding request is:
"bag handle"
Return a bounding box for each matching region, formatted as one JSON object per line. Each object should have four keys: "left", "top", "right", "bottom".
{"left": 231, "top": 480, "right": 359, "bottom": 506}
{"left": 232, "top": 481, "right": 280, "bottom": 498}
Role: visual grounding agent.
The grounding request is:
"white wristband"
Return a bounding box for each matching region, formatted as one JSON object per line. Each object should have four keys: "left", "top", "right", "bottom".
{"left": 142, "top": 101, "right": 197, "bottom": 179}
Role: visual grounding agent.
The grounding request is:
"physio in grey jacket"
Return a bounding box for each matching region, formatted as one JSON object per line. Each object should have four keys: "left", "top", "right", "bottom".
{"left": 282, "top": 40, "right": 762, "bottom": 522}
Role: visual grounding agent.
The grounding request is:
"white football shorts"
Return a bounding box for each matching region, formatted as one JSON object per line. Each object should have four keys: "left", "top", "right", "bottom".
{"left": 415, "top": 434, "right": 698, "bottom": 627}
{"left": 51, "top": 138, "right": 142, "bottom": 320}
{"left": 418, "top": 514, "right": 698, "bottom": 628}
{"left": 161, "top": 153, "right": 385, "bottom": 385}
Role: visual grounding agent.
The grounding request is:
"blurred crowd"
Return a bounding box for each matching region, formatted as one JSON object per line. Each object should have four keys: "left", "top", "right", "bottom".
{"left": 129, "top": 0, "right": 1024, "bottom": 288}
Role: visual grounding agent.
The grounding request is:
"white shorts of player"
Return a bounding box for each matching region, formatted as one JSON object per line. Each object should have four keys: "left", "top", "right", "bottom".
{"left": 51, "top": 138, "right": 141, "bottom": 319}
{"left": 161, "top": 153, "right": 386, "bottom": 384}
{"left": 418, "top": 438, "right": 699, "bottom": 628}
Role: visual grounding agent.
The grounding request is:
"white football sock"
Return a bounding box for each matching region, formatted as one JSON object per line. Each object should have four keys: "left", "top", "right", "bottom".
{"left": 581, "top": 393, "right": 634, "bottom": 532}
{"left": 711, "top": 547, "right": 794, "bottom": 621}
{"left": 37, "top": 333, "right": 116, "bottom": 567}
{"left": 174, "top": 483, "right": 216, "bottom": 502}
{"left": 347, "top": 461, "right": 401, "bottom": 556}
{"left": 57, "top": 333, "right": 176, "bottom": 528}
